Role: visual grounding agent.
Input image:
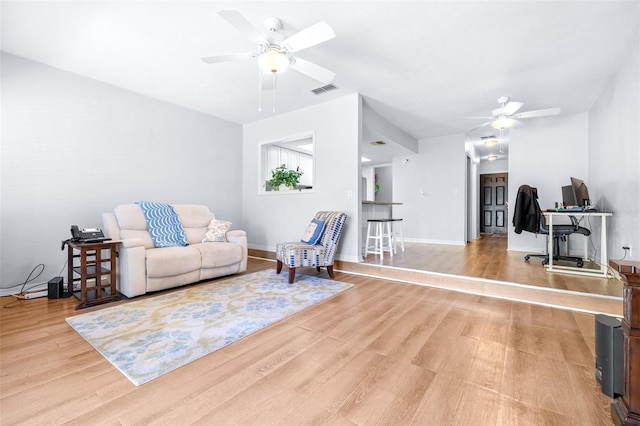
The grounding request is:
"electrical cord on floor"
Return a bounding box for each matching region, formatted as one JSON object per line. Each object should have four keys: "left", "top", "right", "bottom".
{"left": 2, "top": 264, "right": 46, "bottom": 308}
{"left": 58, "top": 260, "right": 68, "bottom": 278}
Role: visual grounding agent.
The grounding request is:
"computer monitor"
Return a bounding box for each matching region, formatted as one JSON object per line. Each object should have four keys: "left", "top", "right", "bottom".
{"left": 562, "top": 185, "right": 578, "bottom": 207}
{"left": 571, "top": 177, "right": 590, "bottom": 207}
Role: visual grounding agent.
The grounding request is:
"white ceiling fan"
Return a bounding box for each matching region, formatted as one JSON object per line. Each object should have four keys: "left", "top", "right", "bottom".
{"left": 202, "top": 10, "right": 336, "bottom": 94}
{"left": 468, "top": 96, "right": 561, "bottom": 131}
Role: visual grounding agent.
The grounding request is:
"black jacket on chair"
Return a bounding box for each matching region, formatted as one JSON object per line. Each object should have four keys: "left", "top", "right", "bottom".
{"left": 513, "top": 185, "right": 540, "bottom": 234}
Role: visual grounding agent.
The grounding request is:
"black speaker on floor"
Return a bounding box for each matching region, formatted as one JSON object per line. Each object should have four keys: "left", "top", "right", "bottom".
{"left": 47, "top": 276, "right": 64, "bottom": 299}
{"left": 595, "top": 314, "right": 624, "bottom": 398}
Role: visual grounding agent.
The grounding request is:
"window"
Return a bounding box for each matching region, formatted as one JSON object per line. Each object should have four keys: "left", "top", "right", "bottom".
{"left": 260, "top": 132, "right": 315, "bottom": 193}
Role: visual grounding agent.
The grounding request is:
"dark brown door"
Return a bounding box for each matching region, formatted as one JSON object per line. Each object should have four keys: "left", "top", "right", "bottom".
{"left": 480, "top": 173, "right": 508, "bottom": 235}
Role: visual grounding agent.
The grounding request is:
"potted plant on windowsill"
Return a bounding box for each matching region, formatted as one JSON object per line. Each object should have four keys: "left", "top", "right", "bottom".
{"left": 268, "top": 164, "right": 303, "bottom": 191}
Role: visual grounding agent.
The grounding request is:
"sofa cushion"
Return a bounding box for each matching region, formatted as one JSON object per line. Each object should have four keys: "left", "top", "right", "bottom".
{"left": 194, "top": 243, "right": 242, "bottom": 269}
{"left": 115, "top": 204, "right": 155, "bottom": 249}
{"left": 173, "top": 205, "right": 215, "bottom": 244}
{"left": 145, "top": 246, "right": 202, "bottom": 278}
{"left": 136, "top": 201, "right": 189, "bottom": 248}
{"left": 114, "top": 204, "right": 148, "bottom": 230}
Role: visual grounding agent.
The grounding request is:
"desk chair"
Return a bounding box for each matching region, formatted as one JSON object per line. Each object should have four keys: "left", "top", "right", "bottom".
{"left": 513, "top": 185, "right": 591, "bottom": 267}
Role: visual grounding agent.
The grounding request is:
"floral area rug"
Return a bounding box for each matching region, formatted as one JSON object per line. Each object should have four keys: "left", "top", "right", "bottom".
{"left": 66, "top": 269, "right": 353, "bottom": 386}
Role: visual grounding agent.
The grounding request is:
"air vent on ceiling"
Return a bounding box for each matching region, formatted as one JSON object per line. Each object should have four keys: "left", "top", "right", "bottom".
{"left": 311, "top": 84, "right": 338, "bottom": 95}
{"left": 370, "top": 141, "right": 386, "bottom": 146}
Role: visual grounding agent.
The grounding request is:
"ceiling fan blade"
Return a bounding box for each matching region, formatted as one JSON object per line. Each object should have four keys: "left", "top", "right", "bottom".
{"left": 512, "top": 107, "right": 561, "bottom": 119}
{"left": 289, "top": 57, "right": 335, "bottom": 83}
{"left": 201, "top": 52, "right": 255, "bottom": 64}
{"left": 282, "top": 21, "right": 335, "bottom": 52}
{"left": 511, "top": 119, "right": 524, "bottom": 128}
{"left": 466, "top": 121, "right": 492, "bottom": 133}
{"left": 502, "top": 101, "right": 524, "bottom": 116}
{"left": 218, "top": 10, "right": 268, "bottom": 45}
{"left": 463, "top": 116, "right": 493, "bottom": 120}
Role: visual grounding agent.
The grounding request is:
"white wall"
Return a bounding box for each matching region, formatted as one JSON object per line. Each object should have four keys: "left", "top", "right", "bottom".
{"left": 362, "top": 165, "right": 375, "bottom": 201}
{"left": 374, "top": 165, "right": 393, "bottom": 202}
{"left": 467, "top": 157, "right": 480, "bottom": 241}
{"left": 508, "top": 113, "right": 589, "bottom": 253}
{"left": 464, "top": 141, "right": 481, "bottom": 241}
{"left": 363, "top": 104, "right": 418, "bottom": 153}
{"left": 1, "top": 53, "right": 243, "bottom": 291}
{"left": 242, "top": 94, "right": 361, "bottom": 262}
{"left": 393, "top": 133, "right": 467, "bottom": 245}
{"left": 588, "top": 38, "right": 640, "bottom": 261}
{"left": 479, "top": 159, "right": 508, "bottom": 174}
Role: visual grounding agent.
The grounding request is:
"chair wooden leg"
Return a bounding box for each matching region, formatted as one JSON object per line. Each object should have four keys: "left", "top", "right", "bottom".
{"left": 327, "top": 265, "right": 335, "bottom": 279}
{"left": 276, "top": 260, "right": 283, "bottom": 274}
{"left": 288, "top": 268, "right": 296, "bottom": 284}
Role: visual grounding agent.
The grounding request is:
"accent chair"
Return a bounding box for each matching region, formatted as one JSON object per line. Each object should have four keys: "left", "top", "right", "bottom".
{"left": 276, "top": 211, "right": 347, "bottom": 283}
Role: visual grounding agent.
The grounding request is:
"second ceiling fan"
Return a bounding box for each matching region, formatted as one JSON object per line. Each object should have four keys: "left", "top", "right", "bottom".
{"left": 469, "top": 96, "right": 561, "bottom": 131}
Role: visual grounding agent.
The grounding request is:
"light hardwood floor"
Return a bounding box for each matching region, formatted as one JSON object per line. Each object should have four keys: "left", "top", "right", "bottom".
{"left": 362, "top": 234, "right": 622, "bottom": 298}
{"left": 0, "top": 258, "right": 613, "bottom": 425}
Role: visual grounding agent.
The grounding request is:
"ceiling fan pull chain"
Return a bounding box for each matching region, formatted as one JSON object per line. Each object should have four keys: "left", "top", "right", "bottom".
{"left": 258, "top": 66, "right": 263, "bottom": 112}
{"left": 272, "top": 73, "right": 277, "bottom": 113}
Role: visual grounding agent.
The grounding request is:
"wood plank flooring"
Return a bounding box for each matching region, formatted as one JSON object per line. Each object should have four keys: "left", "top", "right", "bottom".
{"left": 0, "top": 258, "right": 613, "bottom": 425}
{"left": 362, "top": 234, "right": 622, "bottom": 298}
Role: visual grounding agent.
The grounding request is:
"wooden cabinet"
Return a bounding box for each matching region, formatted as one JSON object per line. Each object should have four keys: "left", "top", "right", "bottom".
{"left": 610, "top": 260, "right": 640, "bottom": 425}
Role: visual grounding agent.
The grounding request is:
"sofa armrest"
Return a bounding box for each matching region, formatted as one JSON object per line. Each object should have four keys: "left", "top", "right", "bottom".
{"left": 226, "top": 230, "right": 248, "bottom": 272}
{"left": 121, "top": 238, "right": 146, "bottom": 248}
{"left": 103, "top": 212, "right": 147, "bottom": 298}
{"left": 117, "top": 245, "right": 147, "bottom": 298}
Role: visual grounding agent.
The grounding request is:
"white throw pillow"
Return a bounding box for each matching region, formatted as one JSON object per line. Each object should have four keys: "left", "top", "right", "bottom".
{"left": 202, "top": 219, "right": 232, "bottom": 242}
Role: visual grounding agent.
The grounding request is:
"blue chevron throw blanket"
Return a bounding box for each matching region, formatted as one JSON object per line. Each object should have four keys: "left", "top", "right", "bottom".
{"left": 135, "top": 201, "right": 189, "bottom": 248}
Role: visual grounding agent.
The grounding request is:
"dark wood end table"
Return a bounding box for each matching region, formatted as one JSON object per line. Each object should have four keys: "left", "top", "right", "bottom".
{"left": 67, "top": 240, "right": 120, "bottom": 310}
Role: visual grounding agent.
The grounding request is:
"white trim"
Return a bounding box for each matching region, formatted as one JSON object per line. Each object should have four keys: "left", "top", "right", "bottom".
{"left": 333, "top": 263, "right": 622, "bottom": 316}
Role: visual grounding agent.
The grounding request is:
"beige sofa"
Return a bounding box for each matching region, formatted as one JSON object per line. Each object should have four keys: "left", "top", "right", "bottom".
{"left": 102, "top": 204, "right": 247, "bottom": 298}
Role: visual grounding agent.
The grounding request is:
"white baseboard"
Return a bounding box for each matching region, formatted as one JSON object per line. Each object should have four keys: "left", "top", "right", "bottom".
{"left": 0, "top": 282, "right": 48, "bottom": 297}
{"left": 248, "top": 243, "right": 273, "bottom": 252}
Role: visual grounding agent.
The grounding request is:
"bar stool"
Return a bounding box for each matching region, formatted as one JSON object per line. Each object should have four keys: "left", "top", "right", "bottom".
{"left": 365, "top": 219, "right": 394, "bottom": 259}
{"left": 388, "top": 218, "right": 405, "bottom": 253}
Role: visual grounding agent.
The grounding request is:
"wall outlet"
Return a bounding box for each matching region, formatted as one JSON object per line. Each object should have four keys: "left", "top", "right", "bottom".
{"left": 623, "top": 245, "right": 632, "bottom": 257}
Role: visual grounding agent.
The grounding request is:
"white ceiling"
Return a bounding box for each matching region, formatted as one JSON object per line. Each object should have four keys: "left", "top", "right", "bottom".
{"left": 2, "top": 1, "right": 639, "bottom": 164}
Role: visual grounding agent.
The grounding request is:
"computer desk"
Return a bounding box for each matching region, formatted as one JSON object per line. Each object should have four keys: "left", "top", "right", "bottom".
{"left": 543, "top": 211, "right": 613, "bottom": 278}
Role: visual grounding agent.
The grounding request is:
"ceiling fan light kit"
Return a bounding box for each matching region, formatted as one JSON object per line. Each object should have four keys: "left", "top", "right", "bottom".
{"left": 491, "top": 116, "right": 515, "bottom": 129}
{"left": 202, "top": 10, "right": 336, "bottom": 113}
{"left": 258, "top": 47, "right": 290, "bottom": 74}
